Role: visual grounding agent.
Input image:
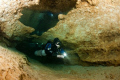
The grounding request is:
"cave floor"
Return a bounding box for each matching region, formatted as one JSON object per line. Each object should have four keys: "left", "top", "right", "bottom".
{"left": 0, "top": 46, "right": 120, "bottom": 80}
{"left": 28, "top": 57, "right": 120, "bottom": 80}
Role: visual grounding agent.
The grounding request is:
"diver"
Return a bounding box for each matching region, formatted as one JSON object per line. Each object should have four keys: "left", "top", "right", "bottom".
{"left": 34, "top": 38, "right": 67, "bottom": 58}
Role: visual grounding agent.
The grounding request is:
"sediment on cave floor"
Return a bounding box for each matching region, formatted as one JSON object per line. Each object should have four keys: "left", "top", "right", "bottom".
{"left": 0, "top": 45, "right": 120, "bottom": 80}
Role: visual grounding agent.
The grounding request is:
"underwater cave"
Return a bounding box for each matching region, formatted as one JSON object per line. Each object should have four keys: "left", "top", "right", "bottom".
{"left": 0, "top": 0, "right": 120, "bottom": 80}
{"left": 16, "top": 8, "right": 69, "bottom": 64}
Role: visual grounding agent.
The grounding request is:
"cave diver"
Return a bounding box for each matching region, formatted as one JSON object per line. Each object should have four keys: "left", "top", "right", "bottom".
{"left": 34, "top": 38, "right": 67, "bottom": 58}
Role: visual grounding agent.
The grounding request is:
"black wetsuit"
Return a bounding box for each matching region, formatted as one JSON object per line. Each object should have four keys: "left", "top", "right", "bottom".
{"left": 45, "top": 43, "right": 60, "bottom": 56}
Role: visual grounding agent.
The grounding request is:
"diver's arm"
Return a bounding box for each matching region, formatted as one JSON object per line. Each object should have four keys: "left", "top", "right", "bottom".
{"left": 56, "top": 48, "right": 66, "bottom": 58}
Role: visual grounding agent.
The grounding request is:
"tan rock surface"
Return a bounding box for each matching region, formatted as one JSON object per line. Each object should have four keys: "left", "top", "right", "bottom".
{"left": 29, "top": 0, "right": 77, "bottom": 13}
{"left": 1, "top": 20, "right": 35, "bottom": 41}
{"left": 58, "top": 14, "right": 66, "bottom": 20}
{"left": 0, "top": 0, "right": 77, "bottom": 44}
{"left": 0, "top": 45, "right": 120, "bottom": 80}
{"left": 0, "top": 45, "right": 91, "bottom": 80}
{"left": 0, "top": 46, "right": 34, "bottom": 80}
{"left": 37, "top": 0, "right": 120, "bottom": 65}
{"left": 0, "top": 0, "right": 39, "bottom": 41}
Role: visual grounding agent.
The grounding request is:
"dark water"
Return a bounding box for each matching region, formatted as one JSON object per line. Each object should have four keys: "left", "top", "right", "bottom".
{"left": 19, "top": 8, "right": 59, "bottom": 36}
{"left": 15, "top": 41, "right": 66, "bottom": 64}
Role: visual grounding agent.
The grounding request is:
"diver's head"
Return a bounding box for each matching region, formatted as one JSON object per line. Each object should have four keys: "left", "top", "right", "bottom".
{"left": 53, "top": 38, "right": 61, "bottom": 48}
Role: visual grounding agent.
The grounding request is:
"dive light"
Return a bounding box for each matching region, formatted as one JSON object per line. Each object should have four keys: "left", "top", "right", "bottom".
{"left": 63, "top": 52, "right": 67, "bottom": 57}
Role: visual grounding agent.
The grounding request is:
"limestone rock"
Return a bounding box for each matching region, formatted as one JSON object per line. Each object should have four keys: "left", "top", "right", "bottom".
{"left": 1, "top": 20, "right": 35, "bottom": 41}
{"left": 87, "top": 0, "right": 99, "bottom": 6}
{"left": 0, "top": 45, "right": 89, "bottom": 80}
{"left": 58, "top": 14, "right": 66, "bottom": 20}
{"left": 0, "top": 0, "right": 76, "bottom": 44}
{"left": 0, "top": 46, "right": 34, "bottom": 80}
{"left": 0, "top": 37, "right": 12, "bottom": 47}
{"left": 0, "top": 0, "right": 39, "bottom": 42}
{"left": 29, "top": 0, "right": 77, "bottom": 13}
{"left": 37, "top": 0, "right": 120, "bottom": 65}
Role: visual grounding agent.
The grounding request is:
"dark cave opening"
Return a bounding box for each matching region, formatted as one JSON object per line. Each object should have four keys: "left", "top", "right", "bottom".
{"left": 19, "top": 8, "right": 60, "bottom": 36}
{"left": 15, "top": 40, "right": 68, "bottom": 65}
{"left": 17, "top": 8, "right": 69, "bottom": 64}
{"left": 15, "top": 40, "right": 68, "bottom": 64}
{"left": 17, "top": 9, "right": 60, "bottom": 63}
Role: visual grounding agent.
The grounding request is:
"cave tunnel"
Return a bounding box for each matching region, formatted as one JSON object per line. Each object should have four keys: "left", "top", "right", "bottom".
{"left": 19, "top": 8, "right": 60, "bottom": 36}
{"left": 15, "top": 40, "right": 68, "bottom": 64}
{"left": 16, "top": 8, "right": 69, "bottom": 64}
{"left": 1, "top": 0, "right": 120, "bottom": 80}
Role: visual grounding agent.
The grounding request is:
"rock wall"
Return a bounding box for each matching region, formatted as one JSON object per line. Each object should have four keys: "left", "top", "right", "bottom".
{"left": 0, "top": 45, "right": 89, "bottom": 80}
{"left": 0, "top": 46, "right": 33, "bottom": 80}
{"left": 37, "top": 0, "right": 120, "bottom": 65}
{"left": 29, "top": 0, "right": 77, "bottom": 13}
{"left": 0, "top": 0, "right": 77, "bottom": 46}
{"left": 0, "top": 0, "right": 39, "bottom": 39}
{"left": 0, "top": 0, "right": 120, "bottom": 66}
